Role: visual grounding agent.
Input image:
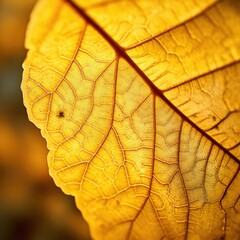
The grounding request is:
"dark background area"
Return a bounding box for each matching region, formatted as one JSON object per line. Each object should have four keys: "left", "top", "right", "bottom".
{"left": 0, "top": 0, "right": 90, "bottom": 239}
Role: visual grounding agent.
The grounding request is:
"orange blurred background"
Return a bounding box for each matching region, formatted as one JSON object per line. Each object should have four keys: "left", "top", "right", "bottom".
{"left": 0, "top": 0, "right": 90, "bottom": 239}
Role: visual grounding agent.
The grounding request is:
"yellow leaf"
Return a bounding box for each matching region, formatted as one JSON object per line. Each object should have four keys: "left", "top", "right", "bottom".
{"left": 21, "top": 0, "right": 240, "bottom": 239}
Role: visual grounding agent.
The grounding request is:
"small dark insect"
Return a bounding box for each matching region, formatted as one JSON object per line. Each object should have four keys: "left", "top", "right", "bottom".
{"left": 57, "top": 111, "right": 65, "bottom": 118}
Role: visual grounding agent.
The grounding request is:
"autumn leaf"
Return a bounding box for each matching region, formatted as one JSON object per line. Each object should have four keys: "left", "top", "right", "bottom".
{"left": 21, "top": 0, "right": 240, "bottom": 239}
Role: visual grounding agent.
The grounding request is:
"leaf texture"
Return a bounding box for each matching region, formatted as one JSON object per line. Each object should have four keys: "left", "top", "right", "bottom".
{"left": 21, "top": 0, "right": 240, "bottom": 239}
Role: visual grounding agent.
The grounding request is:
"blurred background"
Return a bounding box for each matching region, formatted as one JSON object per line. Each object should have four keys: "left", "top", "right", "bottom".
{"left": 0, "top": 0, "right": 91, "bottom": 239}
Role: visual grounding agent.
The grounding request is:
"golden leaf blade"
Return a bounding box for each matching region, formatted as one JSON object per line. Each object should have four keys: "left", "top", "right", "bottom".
{"left": 22, "top": 0, "right": 240, "bottom": 239}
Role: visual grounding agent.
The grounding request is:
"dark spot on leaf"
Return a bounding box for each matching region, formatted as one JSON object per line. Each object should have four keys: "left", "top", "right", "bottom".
{"left": 57, "top": 111, "right": 65, "bottom": 118}
{"left": 212, "top": 116, "right": 216, "bottom": 121}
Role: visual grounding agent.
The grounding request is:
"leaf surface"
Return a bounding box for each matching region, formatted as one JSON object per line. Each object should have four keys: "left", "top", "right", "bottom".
{"left": 22, "top": 0, "right": 240, "bottom": 239}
